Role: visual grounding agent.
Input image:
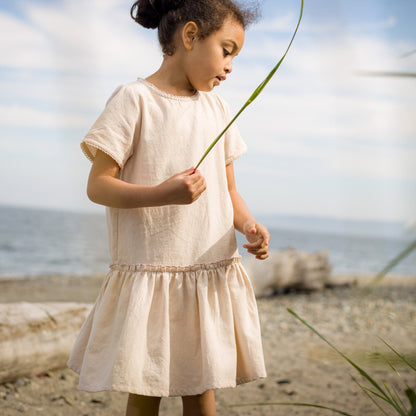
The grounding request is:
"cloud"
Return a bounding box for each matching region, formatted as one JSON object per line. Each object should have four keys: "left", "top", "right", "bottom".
{"left": 0, "top": 0, "right": 162, "bottom": 125}
{"left": 252, "top": 12, "right": 296, "bottom": 33}
{"left": 300, "top": 16, "right": 397, "bottom": 35}
{"left": 0, "top": 12, "right": 50, "bottom": 69}
{"left": 0, "top": 1, "right": 161, "bottom": 75}
{"left": 0, "top": 104, "right": 91, "bottom": 128}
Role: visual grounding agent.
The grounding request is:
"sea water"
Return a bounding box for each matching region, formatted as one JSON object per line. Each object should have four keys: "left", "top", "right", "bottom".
{"left": 0, "top": 205, "right": 414, "bottom": 278}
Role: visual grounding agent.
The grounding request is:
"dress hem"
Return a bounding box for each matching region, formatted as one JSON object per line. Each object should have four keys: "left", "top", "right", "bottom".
{"left": 67, "top": 362, "right": 267, "bottom": 397}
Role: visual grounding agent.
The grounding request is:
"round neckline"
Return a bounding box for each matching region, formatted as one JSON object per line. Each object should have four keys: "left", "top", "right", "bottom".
{"left": 138, "top": 78, "right": 200, "bottom": 102}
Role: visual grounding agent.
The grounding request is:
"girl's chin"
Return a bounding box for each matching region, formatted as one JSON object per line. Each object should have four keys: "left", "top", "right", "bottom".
{"left": 192, "top": 79, "right": 219, "bottom": 92}
{"left": 196, "top": 85, "right": 216, "bottom": 92}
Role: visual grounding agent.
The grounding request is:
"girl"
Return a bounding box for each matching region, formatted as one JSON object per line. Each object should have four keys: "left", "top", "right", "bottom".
{"left": 68, "top": 0, "right": 270, "bottom": 415}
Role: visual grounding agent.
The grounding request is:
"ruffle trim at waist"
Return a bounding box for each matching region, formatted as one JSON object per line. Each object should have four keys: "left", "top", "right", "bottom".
{"left": 110, "top": 256, "right": 242, "bottom": 273}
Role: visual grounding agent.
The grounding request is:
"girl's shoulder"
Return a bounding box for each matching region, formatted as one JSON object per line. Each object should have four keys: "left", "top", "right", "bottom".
{"left": 105, "top": 79, "right": 150, "bottom": 105}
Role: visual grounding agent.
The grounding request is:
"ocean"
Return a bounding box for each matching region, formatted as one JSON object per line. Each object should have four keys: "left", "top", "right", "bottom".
{"left": 0, "top": 205, "right": 415, "bottom": 278}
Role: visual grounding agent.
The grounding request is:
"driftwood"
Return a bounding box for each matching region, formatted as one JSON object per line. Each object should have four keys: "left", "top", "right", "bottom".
{"left": 0, "top": 302, "right": 91, "bottom": 384}
{"left": 243, "top": 248, "right": 333, "bottom": 297}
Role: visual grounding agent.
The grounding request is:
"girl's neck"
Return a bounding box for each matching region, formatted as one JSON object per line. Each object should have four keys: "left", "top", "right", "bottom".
{"left": 146, "top": 57, "right": 197, "bottom": 97}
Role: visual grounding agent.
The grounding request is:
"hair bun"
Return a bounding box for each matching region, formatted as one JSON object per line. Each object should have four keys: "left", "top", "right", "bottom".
{"left": 131, "top": 0, "right": 185, "bottom": 29}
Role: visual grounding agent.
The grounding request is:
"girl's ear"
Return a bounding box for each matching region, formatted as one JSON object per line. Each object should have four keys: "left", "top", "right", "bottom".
{"left": 182, "top": 21, "right": 199, "bottom": 51}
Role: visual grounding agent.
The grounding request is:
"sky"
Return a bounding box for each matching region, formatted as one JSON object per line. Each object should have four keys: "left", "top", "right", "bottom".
{"left": 0, "top": 0, "right": 415, "bottom": 224}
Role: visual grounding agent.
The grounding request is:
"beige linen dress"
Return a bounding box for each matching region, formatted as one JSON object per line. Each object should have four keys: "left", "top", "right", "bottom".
{"left": 67, "top": 78, "right": 266, "bottom": 397}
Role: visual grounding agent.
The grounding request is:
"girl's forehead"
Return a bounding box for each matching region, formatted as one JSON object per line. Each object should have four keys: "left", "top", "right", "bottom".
{"left": 214, "top": 18, "right": 245, "bottom": 48}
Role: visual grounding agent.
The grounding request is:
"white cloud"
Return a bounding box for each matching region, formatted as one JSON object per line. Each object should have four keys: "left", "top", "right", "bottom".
{"left": 252, "top": 12, "right": 296, "bottom": 33}
{"left": 0, "top": 1, "right": 161, "bottom": 75}
{"left": 0, "top": 12, "right": 50, "bottom": 69}
{"left": 0, "top": 105, "right": 90, "bottom": 128}
{"left": 300, "top": 16, "right": 397, "bottom": 35}
{"left": 0, "top": 0, "right": 162, "bottom": 124}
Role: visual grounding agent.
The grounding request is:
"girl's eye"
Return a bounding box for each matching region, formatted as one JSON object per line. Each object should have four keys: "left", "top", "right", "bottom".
{"left": 223, "top": 48, "right": 231, "bottom": 57}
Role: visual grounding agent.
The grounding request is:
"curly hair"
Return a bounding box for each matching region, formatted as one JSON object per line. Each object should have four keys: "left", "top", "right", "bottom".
{"left": 131, "top": 0, "right": 259, "bottom": 55}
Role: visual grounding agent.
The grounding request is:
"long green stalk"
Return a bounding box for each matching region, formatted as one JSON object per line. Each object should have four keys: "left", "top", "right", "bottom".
{"left": 367, "top": 239, "right": 416, "bottom": 289}
{"left": 379, "top": 338, "right": 416, "bottom": 373}
{"left": 286, "top": 308, "right": 389, "bottom": 399}
{"left": 194, "top": 0, "right": 304, "bottom": 169}
{"left": 287, "top": 308, "right": 410, "bottom": 415}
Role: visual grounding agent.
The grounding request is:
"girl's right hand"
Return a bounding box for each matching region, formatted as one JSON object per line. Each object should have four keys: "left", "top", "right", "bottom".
{"left": 156, "top": 168, "right": 206, "bottom": 205}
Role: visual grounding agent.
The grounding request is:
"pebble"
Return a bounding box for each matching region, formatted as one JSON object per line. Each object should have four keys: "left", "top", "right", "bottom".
{"left": 277, "top": 379, "right": 291, "bottom": 385}
{"left": 14, "top": 378, "right": 27, "bottom": 388}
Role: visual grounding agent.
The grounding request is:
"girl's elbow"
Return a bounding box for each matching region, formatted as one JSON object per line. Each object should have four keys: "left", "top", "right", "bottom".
{"left": 86, "top": 186, "right": 97, "bottom": 204}
{"left": 86, "top": 181, "right": 102, "bottom": 205}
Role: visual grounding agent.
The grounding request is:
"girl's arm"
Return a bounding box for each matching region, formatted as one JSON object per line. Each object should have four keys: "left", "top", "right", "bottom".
{"left": 87, "top": 149, "right": 206, "bottom": 208}
{"left": 226, "top": 163, "right": 270, "bottom": 260}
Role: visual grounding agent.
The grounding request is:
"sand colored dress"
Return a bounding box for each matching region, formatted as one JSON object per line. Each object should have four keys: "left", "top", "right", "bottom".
{"left": 67, "top": 78, "right": 266, "bottom": 397}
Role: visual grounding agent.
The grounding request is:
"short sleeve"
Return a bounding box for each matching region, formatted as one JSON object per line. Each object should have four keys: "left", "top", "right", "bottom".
{"left": 217, "top": 97, "right": 248, "bottom": 165}
{"left": 81, "top": 84, "right": 140, "bottom": 168}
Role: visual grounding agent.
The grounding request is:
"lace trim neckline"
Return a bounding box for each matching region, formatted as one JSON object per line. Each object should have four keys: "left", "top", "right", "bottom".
{"left": 138, "top": 78, "right": 200, "bottom": 102}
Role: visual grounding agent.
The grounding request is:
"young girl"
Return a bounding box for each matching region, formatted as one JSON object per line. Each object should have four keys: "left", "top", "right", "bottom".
{"left": 68, "top": 0, "right": 270, "bottom": 415}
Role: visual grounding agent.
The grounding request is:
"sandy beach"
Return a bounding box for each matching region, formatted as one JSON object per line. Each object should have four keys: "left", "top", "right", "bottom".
{"left": 1, "top": 273, "right": 415, "bottom": 415}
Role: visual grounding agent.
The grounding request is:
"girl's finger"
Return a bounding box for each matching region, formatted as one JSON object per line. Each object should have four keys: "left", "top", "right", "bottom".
{"left": 257, "top": 227, "right": 270, "bottom": 245}
{"left": 243, "top": 239, "right": 264, "bottom": 250}
{"left": 249, "top": 244, "right": 268, "bottom": 253}
{"left": 248, "top": 247, "right": 269, "bottom": 256}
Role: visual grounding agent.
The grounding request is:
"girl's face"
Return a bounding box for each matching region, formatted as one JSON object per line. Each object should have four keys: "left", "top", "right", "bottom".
{"left": 183, "top": 17, "right": 245, "bottom": 92}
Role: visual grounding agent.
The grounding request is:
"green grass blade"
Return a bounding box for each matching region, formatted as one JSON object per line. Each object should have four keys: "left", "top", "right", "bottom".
{"left": 377, "top": 359, "right": 407, "bottom": 411}
{"left": 194, "top": 0, "right": 304, "bottom": 169}
{"left": 358, "top": 384, "right": 396, "bottom": 406}
{"left": 287, "top": 308, "right": 390, "bottom": 400}
{"left": 228, "top": 402, "right": 355, "bottom": 415}
{"left": 353, "top": 378, "right": 390, "bottom": 416}
{"left": 367, "top": 239, "right": 416, "bottom": 288}
{"left": 379, "top": 337, "right": 416, "bottom": 372}
{"left": 383, "top": 382, "right": 407, "bottom": 415}
{"left": 353, "top": 361, "right": 411, "bottom": 415}
{"left": 379, "top": 353, "right": 401, "bottom": 377}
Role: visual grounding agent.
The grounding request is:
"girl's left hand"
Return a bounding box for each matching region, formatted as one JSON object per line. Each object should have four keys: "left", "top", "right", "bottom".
{"left": 242, "top": 221, "right": 270, "bottom": 260}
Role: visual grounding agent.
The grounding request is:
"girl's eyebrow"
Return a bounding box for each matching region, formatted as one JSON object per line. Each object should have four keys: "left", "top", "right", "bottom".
{"left": 224, "top": 39, "right": 239, "bottom": 52}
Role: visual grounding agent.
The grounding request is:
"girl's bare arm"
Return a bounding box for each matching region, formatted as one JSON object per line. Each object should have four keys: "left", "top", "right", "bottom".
{"left": 87, "top": 149, "right": 206, "bottom": 208}
{"left": 226, "top": 163, "right": 270, "bottom": 260}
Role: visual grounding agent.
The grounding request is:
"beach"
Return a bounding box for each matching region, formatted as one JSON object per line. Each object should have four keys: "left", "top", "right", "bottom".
{"left": 1, "top": 274, "right": 415, "bottom": 415}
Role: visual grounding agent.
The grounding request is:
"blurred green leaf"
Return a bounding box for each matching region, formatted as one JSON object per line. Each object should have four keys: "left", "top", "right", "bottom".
{"left": 366, "top": 239, "right": 416, "bottom": 289}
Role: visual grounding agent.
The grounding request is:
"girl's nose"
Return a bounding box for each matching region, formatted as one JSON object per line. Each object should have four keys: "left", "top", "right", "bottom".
{"left": 225, "top": 61, "right": 233, "bottom": 74}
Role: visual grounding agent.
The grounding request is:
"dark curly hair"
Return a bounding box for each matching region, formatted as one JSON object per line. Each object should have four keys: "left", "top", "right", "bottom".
{"left": 131, "top": 0, "right": 259, "bottom": 55}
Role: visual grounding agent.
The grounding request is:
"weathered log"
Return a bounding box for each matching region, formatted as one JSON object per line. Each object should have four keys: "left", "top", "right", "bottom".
{"left": 0, "top": 302, "right": 91, "bottom": 384}
{"left": 243, "top": 248, "right": 333, "bottom": 297}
